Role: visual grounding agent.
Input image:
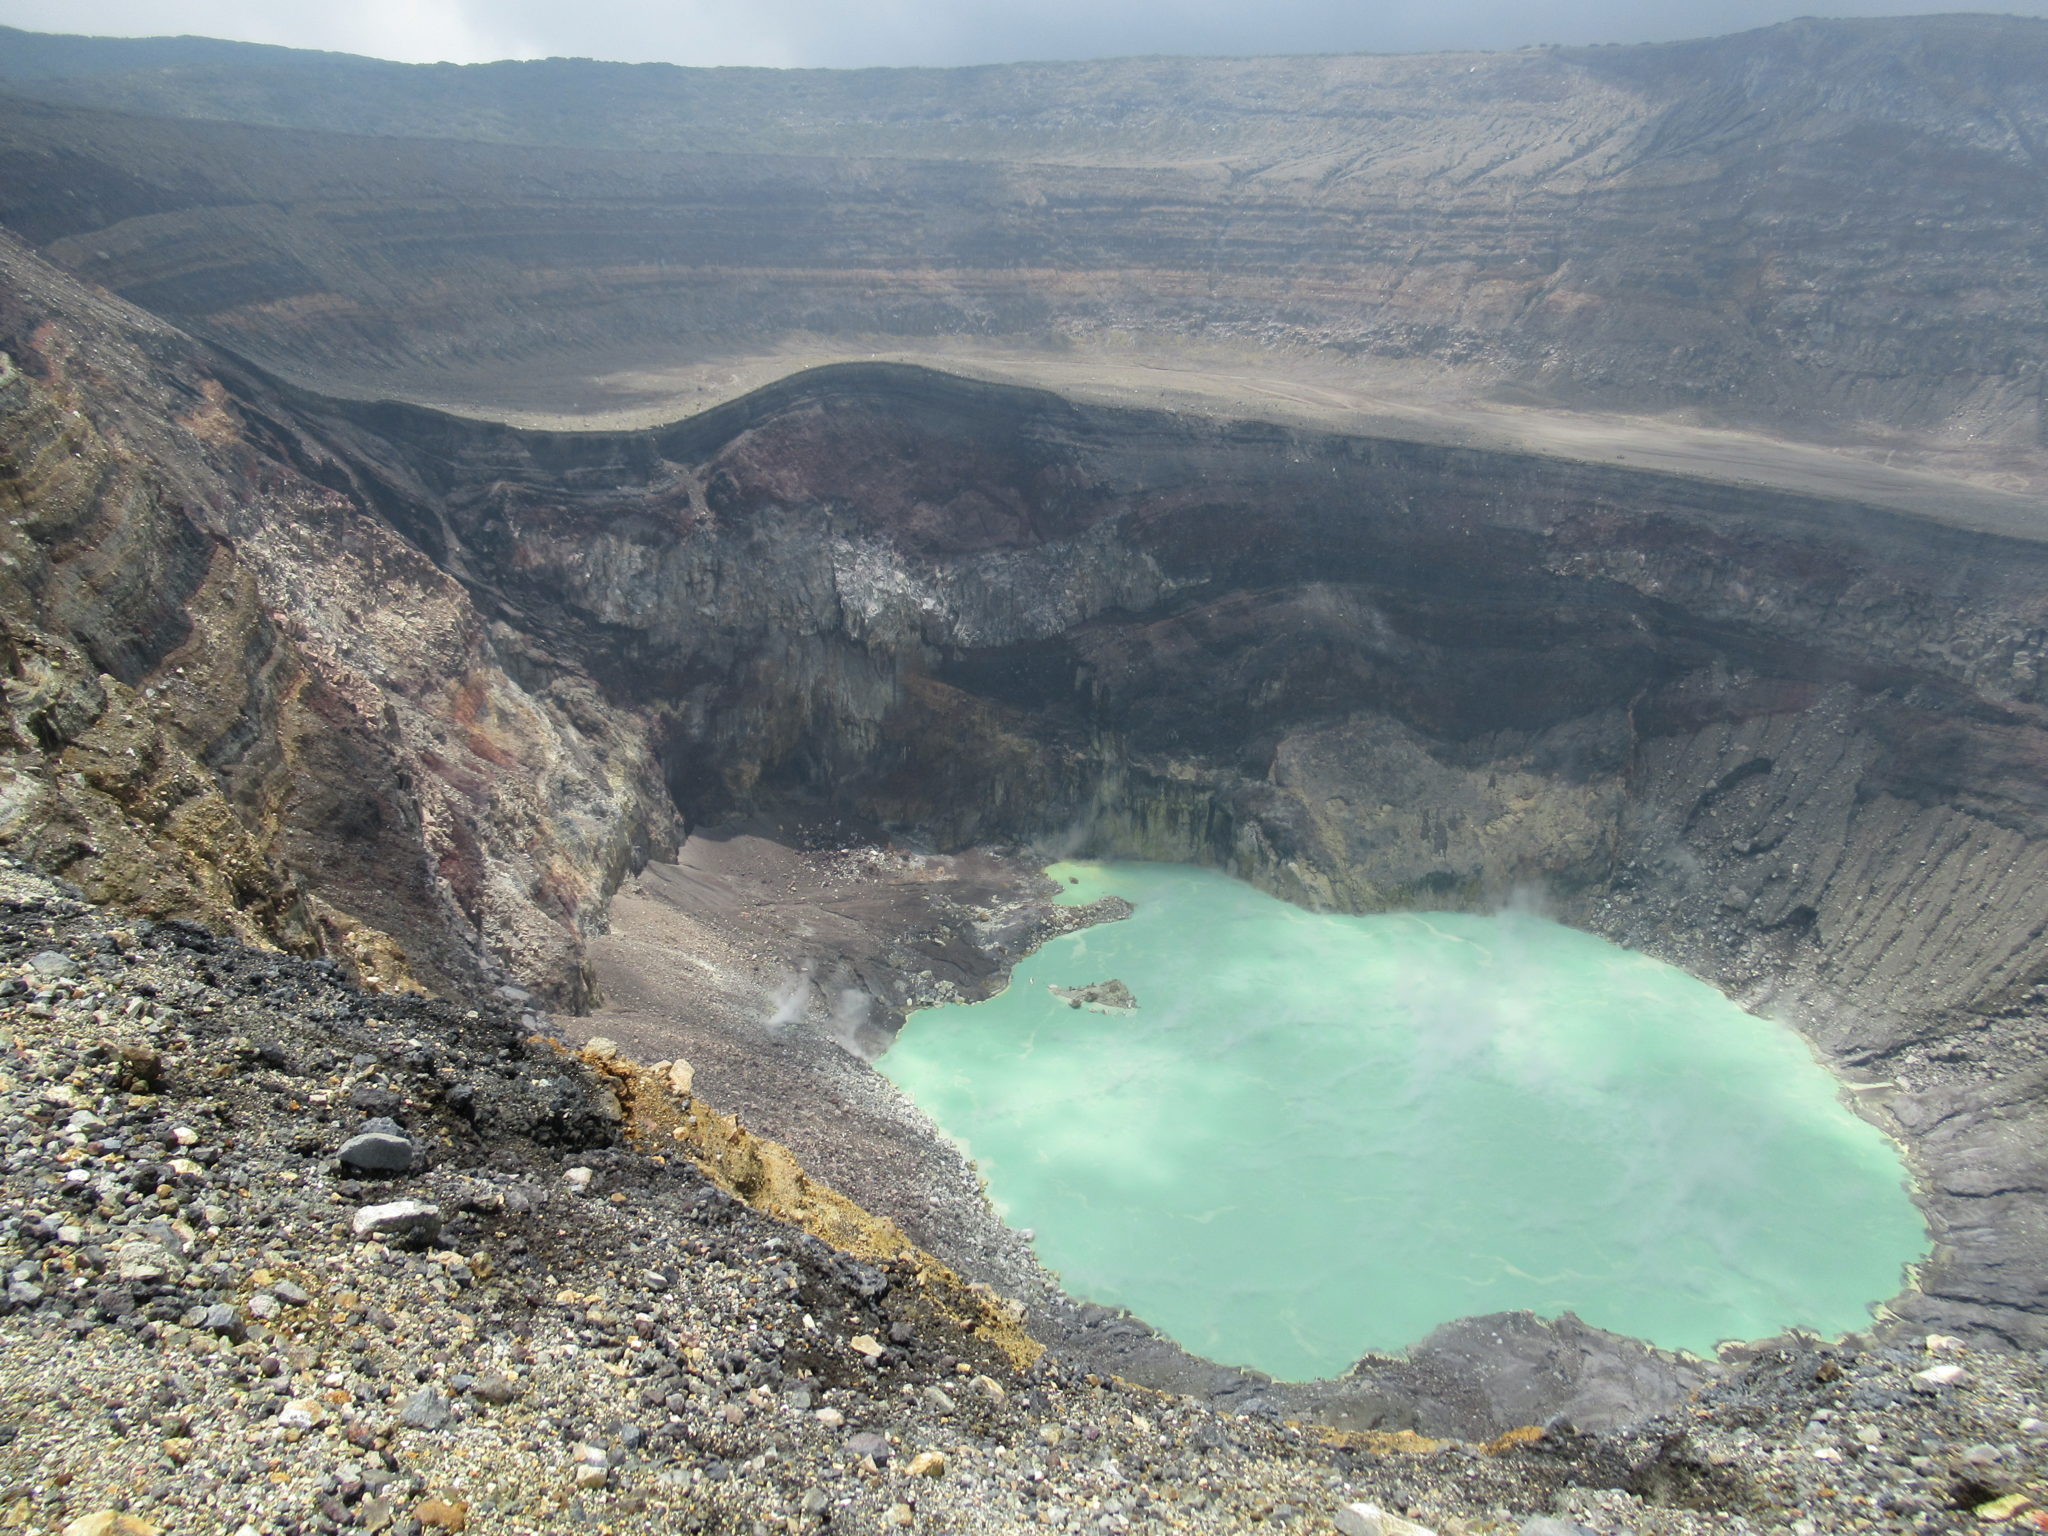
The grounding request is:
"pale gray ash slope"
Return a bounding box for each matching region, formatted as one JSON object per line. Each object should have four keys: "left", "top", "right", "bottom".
{"left": 1, "top": 15, "right": 2045, "bottom": 479}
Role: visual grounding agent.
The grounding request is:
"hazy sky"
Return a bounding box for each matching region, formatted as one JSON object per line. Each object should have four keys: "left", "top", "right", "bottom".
{"left": 1, "top": 0, "right": 2045, "bottom": 68}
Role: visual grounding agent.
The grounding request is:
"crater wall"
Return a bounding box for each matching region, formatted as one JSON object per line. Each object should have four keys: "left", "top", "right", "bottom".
{"left": 0, "top": 234, "right": 679, "bottom": 1007}
{"left": 2, "top": 15, "right": 2046, "bottom": 462}
{"left": 312, "top": 363, "right": 2048, "bottom": 1011}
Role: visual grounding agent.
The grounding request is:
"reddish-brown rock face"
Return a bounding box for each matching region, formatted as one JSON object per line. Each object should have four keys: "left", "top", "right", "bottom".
{"left": 0, "top": 235, "right": 678, "bottom": 1007}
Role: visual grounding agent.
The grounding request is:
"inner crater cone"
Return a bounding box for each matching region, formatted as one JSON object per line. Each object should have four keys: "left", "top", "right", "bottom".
{"left": 883, "top": 861, "right": 1928, "bottom": 1380}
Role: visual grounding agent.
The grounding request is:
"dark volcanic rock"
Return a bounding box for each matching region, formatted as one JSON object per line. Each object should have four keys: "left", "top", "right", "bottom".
{"left": 337, "top": 1121, "right": 418, "bottom": 1174}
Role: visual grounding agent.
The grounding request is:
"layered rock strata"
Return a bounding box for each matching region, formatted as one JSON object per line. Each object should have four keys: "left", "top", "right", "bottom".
{"left": 0, "top": 15, "right": 2045, "bottom": 468}
{"left": 0, "top": 232, "right": 676, "bottom": 1006}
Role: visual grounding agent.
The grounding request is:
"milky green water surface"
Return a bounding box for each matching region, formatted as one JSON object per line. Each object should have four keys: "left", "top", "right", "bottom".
{"left": 881, "top": 861, "right": 1926, "bottom": 1381}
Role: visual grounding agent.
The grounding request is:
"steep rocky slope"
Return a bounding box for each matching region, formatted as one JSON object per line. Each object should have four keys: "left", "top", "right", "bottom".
{"left": 0, "top": 16, "right": 2044, "bottom": 469}
{"left": 0, "top": 233, "right": 676, "bottom": 1007}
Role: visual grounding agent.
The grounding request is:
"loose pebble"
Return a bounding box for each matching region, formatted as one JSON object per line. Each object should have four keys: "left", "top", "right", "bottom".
{"left": 1913, "top": 1363, "right": 1971, "bottom": 1392}
{"left": 351, "top": 1198, "right": 443, "bottom": 1244}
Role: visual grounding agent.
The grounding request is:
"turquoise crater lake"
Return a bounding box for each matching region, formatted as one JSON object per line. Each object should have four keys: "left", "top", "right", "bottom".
{"left": 881, "top": 861, "right": 1926, "bottom": 1381}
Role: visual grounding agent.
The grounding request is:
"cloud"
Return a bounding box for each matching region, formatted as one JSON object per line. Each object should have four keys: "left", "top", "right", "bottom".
{"left": 0, "top": 0, "right": 522, "bottom": 61}
{"left": 2, "top": 0, "right": 2047, "bottom": 68}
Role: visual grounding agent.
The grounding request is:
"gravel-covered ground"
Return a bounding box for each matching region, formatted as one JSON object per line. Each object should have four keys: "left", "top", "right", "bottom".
{"left": 1, "top": 858, "right": 2044, "bottom": 1536}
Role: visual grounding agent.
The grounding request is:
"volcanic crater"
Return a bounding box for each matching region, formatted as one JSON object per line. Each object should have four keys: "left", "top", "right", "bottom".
{"left": 2, "top": 15, "right": 2048, "bottom": 1441}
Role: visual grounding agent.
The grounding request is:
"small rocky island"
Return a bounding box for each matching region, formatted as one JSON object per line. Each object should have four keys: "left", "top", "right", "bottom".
{"left": 1048, "top": 979, "right": 1139, "bottom": 1014}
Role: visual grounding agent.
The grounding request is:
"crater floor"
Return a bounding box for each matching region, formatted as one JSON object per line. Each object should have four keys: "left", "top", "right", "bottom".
{"left": 574, "top": 828, "right": 1752, "bottom": 1436}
